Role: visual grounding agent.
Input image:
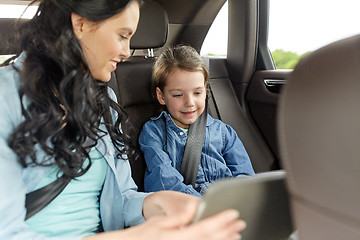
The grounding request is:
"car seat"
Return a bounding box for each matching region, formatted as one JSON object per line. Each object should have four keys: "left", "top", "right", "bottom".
{"left": 0, "top": 18, "right": 27, "bottom": 55}
{"left": 278, "top": 34, "right": 360, "bottom": 239}
{"left": 107, "top": 0, "right": 169, "bottom": 191}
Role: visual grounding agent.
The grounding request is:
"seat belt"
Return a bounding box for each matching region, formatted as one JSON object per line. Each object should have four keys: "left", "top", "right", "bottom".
{"left": 180, "top": 100, "right": 208, "bottom": 187}
{"left": 25, "top": 175, "right": 71, "bottom": 220}
{"left": 25, "top": 137, "right": 95, "bottom": 220}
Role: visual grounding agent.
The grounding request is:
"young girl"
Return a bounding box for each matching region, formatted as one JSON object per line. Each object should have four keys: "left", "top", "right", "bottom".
{"left": 0, "top": 1, "right": 246, "bottom": 239}
{"left": 139, "top": 45, "right": 255, "bottom": 197}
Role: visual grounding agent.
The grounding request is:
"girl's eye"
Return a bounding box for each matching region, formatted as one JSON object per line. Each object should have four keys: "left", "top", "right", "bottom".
{"left": 194, "top": 91, "right": 203, "bottom": 95}
{"left": 172, "top": 94, "right": 182, "bottom": 98}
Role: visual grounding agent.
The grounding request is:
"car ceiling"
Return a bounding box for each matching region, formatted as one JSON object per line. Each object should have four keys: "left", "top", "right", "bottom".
{"left": 0, "top": 0, "right": 33, "bottom": 5}
{"left": 5, "top": 0, "right": 226, "bottom": 25}
{"left": 154, "top": 0, "right": 226, "bottom": 52}
{"left": 4, "top": 0, "right": 227, "bottom": 52}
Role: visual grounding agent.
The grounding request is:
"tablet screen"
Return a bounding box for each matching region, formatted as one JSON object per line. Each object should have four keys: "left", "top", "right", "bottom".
{"left": 192, "top": 170, "right": 294, "bottom": 240}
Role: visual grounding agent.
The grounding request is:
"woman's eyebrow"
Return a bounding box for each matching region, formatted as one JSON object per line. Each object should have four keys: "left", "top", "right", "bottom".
{"left": 117, "top": 27, "right": 134, "bottom": 35}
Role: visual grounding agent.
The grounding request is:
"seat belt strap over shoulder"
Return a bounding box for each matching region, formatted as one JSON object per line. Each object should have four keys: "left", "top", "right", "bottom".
{"left": 180, "top": 101, "right": 208, "bottom": 187}
{"left": 25, "top": 137, "right": 95, "bottom": 220}
{"left": 25, "top": 175, "right": 71, "bottom": 220}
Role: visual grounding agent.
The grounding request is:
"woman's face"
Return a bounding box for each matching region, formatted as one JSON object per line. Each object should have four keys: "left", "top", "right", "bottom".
{"left": 72, "top": 1, "right": 140, "bottom": 82}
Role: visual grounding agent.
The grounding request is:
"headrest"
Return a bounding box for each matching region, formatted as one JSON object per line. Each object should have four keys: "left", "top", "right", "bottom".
{"left": 130, "top": 0, "right": 168, "bottom": 49}
{"left": 278, "top": 34, "right": 360, "bottom": 237}
{"left": 0, "top": 18, "right": 27, "bottom": 55}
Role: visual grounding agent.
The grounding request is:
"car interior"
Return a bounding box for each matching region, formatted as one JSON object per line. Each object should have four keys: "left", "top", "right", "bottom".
{"left": 107, "top": 0, "right": 279, "bottom": 191}
{"left": 1, "top": 0, "right": 359, "bottom": 239}
{"left": 0, "top": 1, "right": 283, "bottom": 185}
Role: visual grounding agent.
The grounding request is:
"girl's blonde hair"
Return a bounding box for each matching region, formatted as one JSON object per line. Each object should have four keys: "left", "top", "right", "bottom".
{"left": 152, "top": 44, "right": 209, "bottom": 99}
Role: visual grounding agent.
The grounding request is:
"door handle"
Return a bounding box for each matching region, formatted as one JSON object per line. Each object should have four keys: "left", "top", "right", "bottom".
{"left": 264, "top": 79, "right": 286, "bottom": 93}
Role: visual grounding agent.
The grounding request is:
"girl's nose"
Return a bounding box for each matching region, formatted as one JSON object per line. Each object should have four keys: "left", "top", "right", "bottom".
{"left": 185, "top": 95, "right": 195, "bottom": 107}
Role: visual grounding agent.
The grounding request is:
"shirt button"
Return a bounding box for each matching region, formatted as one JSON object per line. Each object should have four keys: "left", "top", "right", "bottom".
{"left": 108, "top": 150, "right": 114, "bottom": 156}
{"left": 179, "top": 132, "right": 184, "bottom": 136}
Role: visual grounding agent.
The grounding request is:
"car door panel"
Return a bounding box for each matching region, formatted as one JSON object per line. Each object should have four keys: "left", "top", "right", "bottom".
{"left": 246, "top": 70, "right": 291, "bottom": 161}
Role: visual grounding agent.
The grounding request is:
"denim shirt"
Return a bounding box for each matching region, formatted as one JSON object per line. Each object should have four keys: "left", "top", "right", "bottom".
{"left": 139, "top": 111, "right": 255, "bottom": 197}
{"left": 0, "top": 54, "right": 150, "bottom": 240}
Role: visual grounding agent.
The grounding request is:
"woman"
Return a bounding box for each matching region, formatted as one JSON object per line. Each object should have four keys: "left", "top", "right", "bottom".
{"left": 0, "top": 0, "right": 246, "bottom": 239}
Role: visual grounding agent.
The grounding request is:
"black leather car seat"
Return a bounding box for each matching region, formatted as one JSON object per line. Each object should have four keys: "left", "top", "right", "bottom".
{"left": 278, "top": 34, "right": 360, "bottom": 239}
{"left": 107, "top": 0, "right": 169, "bottom": 191}
{"left": 0, "top": 18, "right": 27, "bottom": 55}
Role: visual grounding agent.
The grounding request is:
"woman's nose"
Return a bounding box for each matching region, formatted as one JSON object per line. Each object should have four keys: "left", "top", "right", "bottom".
{"left": 119, "top": 41, "right": 131, "bottom": 59}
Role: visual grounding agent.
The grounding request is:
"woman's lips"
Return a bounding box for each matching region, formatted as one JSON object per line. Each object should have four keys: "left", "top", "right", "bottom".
{"left": 110, "top": 60, "right": 119, "bottom": 71}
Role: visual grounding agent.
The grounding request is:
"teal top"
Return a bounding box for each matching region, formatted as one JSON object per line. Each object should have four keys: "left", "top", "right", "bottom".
{"left": 26, "top": 147, "right": 107, "bottom": 237}
{"left": 179, "top": 127, "right": 189, "bottom": 135}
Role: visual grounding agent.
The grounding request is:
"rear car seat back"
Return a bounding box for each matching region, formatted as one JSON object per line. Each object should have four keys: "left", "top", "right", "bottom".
{"left": 278, "top": 34, "right": 360, "bottom": 239}
{"left": 0, "top": 18, "right": 28, "bottom": 55}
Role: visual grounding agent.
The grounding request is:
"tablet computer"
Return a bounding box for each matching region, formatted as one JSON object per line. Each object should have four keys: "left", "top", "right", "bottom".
{"left": 192, "top": 170, "right": 294, "bottom": 240}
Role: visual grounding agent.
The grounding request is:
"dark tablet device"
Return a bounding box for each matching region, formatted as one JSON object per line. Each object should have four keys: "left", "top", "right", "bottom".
{"left": 192, "top": 170, "right": 294, "bottom": 240}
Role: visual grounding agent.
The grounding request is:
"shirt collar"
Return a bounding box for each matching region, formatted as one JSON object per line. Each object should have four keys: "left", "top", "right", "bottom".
{"left": 14, "top": 52, "right": 26, "bottom": 70}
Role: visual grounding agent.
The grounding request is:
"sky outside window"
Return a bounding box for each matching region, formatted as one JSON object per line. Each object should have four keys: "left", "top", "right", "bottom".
{"left": 201, "top": 0, "right": 360, "bottom": 56}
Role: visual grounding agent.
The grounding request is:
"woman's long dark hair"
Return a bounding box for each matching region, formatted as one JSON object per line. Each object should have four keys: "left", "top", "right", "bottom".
{"left": 7, "top": 0, "right": 141, "bottom": 178}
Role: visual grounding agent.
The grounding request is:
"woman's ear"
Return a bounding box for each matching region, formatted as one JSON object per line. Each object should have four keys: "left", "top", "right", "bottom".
{"left": 156, "top": 87, "right": 166, "bottom": 105}
{"left": 71, "top": 13, "right": 88, "bottom": 39}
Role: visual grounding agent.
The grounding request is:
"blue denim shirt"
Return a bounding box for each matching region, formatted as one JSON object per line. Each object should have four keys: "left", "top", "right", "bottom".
{"left": 139, "top": 111, "right": 255, "bottom": 197}
{"left": 0, "top": 54, "right": 150, "bottom": 240}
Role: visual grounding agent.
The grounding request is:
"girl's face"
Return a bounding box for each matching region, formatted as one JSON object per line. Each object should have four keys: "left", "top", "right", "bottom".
{"left": 156, "top": 67, "right": 206, "bottom": 129}
{"left": 72, "top": 1, "right": 140, "bottom": 82}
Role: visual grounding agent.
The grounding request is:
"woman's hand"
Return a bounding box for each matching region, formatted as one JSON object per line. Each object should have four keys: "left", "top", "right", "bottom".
{"left": 84, "top": 208, "right": 246, "bottom": 240}
{"left": 123, "top": 208, "right": 245, "bottom": 240}
{"left": 142, "top": 190, "right": 201, "bottom": 219}
{"left": 84, "top": 190, "right": 246, "bottom": 240}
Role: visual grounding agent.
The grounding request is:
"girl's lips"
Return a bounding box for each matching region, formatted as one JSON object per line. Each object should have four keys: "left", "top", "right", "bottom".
{"left": 181, "top": 110, "right": 196, "bottom": 117}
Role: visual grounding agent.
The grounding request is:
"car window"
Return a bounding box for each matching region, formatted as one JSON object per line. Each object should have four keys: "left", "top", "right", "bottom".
{"left": 200, "top": 1, "right": 228, "bottom": 57}
{"left": 268, "top": 0, "right": 360, "bottom": 69}
{"left": 0, "top": 4, "right": 37, "bottom": 19}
